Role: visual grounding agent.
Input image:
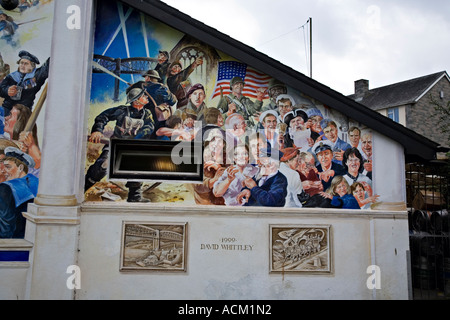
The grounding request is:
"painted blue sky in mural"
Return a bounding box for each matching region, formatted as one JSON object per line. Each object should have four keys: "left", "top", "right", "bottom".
{"left": 91, "top": 0, "right": 162, "bottom": 102}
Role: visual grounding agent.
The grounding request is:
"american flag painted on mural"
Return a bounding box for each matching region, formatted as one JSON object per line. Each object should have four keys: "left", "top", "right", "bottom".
{"left": 211, "top": 61, "right": 271, "bottom": 100}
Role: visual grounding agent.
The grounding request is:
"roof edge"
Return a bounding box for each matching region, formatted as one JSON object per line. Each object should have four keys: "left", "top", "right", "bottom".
{"left": 119, "top": 0, "right": 440, "bottom": 161}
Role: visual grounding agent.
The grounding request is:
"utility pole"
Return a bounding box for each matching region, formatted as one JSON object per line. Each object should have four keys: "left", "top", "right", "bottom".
{"left": 309, "top": 17, "right": 312, "bottom": 78}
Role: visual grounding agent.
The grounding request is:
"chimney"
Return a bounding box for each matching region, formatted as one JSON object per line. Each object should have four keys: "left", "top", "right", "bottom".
{"left": 354, "top": 79, "right": 369, "bottom": 101}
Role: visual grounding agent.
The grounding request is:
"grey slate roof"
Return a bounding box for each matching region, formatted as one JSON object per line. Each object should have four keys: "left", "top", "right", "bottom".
{"left": 348, "top": 71, "right": 449, "bottom": 111}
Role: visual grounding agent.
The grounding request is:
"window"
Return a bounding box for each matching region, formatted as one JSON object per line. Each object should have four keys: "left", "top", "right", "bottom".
{"left": 387, "top": 107, "right": 399, "bottom": 123}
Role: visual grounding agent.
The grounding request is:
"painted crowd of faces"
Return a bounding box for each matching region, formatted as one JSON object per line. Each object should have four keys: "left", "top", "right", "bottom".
{"left": 0, "top": 1, "right": 54, "bottom": 239}
{"left": 85, "top": 0, "right": 379, "bottom": 209}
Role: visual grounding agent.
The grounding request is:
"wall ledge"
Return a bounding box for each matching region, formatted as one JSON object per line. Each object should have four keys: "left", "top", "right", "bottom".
{"left": 81, "top": 201, "right": 408, "bottom": 219}
{"left": 22, "top": 212, "right": 81, "bottom": 225}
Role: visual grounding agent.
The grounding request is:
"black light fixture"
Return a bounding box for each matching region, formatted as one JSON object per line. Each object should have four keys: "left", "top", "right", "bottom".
{"left": 109, "top": 139, "right": 204, "bottom": 183}
{"left": 0, "top": 0, "right": 19, "bottom": 11}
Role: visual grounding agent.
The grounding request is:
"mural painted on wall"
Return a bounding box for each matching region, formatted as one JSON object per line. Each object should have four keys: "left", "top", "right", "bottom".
{"left": 85, "top": 0, "right": 379, "bottom": 210}
{"left": 0, "top": 0, "right": 53, "bottom": 239}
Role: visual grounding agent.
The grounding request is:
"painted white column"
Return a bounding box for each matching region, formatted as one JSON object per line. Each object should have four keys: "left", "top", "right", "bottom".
{"left": 34, "top": 0, "right": 93, "bottom": 207}
{"left": 23, "top": 0, "right": 94, "bottom": 300}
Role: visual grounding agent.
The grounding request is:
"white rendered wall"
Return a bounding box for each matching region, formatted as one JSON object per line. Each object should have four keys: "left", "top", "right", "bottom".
{"left": 76, "top": 205, "right": 410, "bottom": 300}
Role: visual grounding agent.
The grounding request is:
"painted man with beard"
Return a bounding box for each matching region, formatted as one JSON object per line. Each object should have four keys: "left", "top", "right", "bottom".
{"left": 282, "top": 109, "right": 313, "bottom": 150}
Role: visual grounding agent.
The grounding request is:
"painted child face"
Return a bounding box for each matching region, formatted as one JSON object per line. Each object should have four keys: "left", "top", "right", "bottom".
{"left": 334, "top": 180, "right": 348, "bottom": 197}
{"left": 353, "top": 185, "right": 365, "bottom": 201}
{"left": 170, "top": 64, "right": 182, "bottom": 75}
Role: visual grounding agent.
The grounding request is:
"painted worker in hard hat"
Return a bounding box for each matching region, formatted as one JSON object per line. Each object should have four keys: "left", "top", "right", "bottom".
{"left": 261, "top": 79, "right": 288, "bottom": 112}
{"left": 0, "top": 146, "right": 38, "bottom": 238}
{"left": 85, "top": 87, "right": 155, "bottom": 191}
{"left": 128, "top": 69, "right": 177, "bottom": 138}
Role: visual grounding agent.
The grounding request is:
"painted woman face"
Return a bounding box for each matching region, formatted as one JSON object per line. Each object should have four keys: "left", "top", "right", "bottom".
{"left": 346, "top": 154, "right": 361, "bottom": 173}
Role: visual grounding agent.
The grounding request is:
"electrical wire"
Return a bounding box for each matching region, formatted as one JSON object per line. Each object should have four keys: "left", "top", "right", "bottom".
{"left": 256, "top": 20, "right": 309, "bottom": 48}
{"left": 256, "top": 19, "right": 311, "bottom": 75}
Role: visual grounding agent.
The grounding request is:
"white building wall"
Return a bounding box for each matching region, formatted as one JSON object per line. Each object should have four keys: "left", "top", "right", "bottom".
{"left": 0, "top": 0, "right": 412, "bottom": 300}
{"left": 76, "top": 205, "right": 409, "bottom": 300}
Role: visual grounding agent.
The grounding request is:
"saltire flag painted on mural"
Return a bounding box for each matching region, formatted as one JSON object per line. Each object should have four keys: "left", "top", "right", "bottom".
{"left": 211, "top": 61, "right": 271, "bottom": 100}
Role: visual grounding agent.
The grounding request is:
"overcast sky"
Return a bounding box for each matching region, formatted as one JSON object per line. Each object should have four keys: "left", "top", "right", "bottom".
{"left": 162, "top": 0, "right": 450, "bottom": 96}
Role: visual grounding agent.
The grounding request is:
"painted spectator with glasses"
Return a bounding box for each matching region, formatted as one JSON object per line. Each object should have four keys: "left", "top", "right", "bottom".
{"left": 342, "top": 147, "right": 372, "bottom": 195}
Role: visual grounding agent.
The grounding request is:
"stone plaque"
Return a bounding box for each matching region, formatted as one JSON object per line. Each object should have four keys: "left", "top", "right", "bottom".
{"left": 270, "top": 225, "right": 332, "bottom": 274}
{"left": 120, "top": 222, "right": 187, "bottom": 272}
